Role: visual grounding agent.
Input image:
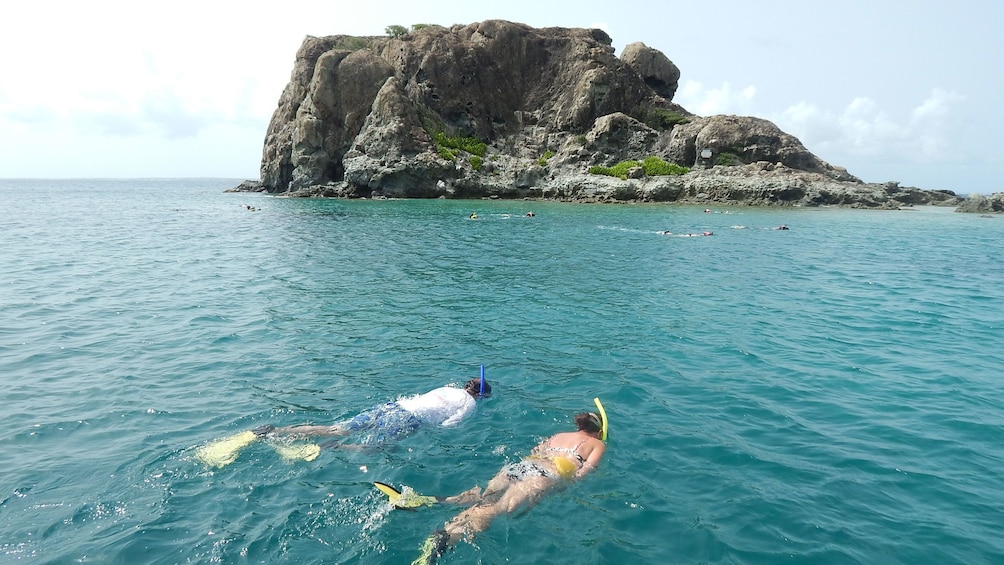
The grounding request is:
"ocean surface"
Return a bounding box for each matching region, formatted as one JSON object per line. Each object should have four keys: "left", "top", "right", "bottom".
{"left": 2, "top": 178, "right": 1002, "bottom": 565}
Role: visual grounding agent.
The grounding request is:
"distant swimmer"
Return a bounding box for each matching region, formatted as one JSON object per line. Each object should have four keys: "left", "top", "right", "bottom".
{"left": 660, "top": 231, "right": 713, "bottom": 237}
{"left": 775, "top": 225, "right": 789, "bottom": 230}
{"left": 525, "top": 211, "right": 535, "bottom": 217}
{"left": 704, "top": 208, "right": 712, "bottom": 213}
{"left": 469, "top": 213, "right": 478, "bottom": 219}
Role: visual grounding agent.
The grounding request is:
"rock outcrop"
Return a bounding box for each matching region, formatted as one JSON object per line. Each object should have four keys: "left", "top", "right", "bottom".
{"left": 620, "top": 42, "right": 680, "bottom": 100}
{"left": 955, "top": 192, "right": 1004, "bottom": 213}
{"left": 247, "top": 20, "right": 961, "bottom": 208}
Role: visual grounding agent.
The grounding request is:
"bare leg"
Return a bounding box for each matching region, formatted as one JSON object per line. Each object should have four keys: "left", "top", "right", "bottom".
{"left": 441, "top": 477, "right": 553, "bottom": 547}
{"left": 443, "top": 468, "right": 511, "bottom": 506}
{"left": 273, "top": 424, "right": 350, "bottom": 438}
{"left": 442, "top": 486, "right": 483, "bottom": 506}
{"left": 441, "top": 503, "right": 506, "bottom": 547}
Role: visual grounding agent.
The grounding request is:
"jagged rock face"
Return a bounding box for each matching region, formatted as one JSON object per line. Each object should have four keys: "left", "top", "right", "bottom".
{"left": 581, "top": 112, "right": 659, "bottom": 165}
{"left": 620, "top": 42, "right": 680, "bottom": 100}
{"left": 342, "top": 76, "right": 456, "bottom": 196}
{"left": 260, "top": 20, "right": 660, "bottom": 193}
{"left": 260, "top": 36, "right": 340, "bottom": 191}
{"left": 371, "top": 20, "right": 653, "bottom": 137}
{"left": 254, "top": 19, "right": 954, "bottom": 208}
{"left": 286, "top": 49, "right": 396, "bottom": 190}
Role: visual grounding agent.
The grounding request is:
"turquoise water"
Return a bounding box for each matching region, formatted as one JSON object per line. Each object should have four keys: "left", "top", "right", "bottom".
{"left": 2, "top": 178, "right": 1003, "bottom": 564}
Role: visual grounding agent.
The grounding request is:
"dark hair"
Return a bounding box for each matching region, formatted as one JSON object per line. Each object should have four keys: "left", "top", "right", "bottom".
{"left": 464, "top": 378, "right": 491, "bottom": 398}
{"left": 575, "top": 412, "right": 602, "bottom": 433}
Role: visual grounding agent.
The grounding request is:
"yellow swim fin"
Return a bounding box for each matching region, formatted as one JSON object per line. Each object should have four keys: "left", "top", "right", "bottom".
{"left": 194, "top": 430, "right": 258, "bottom": 468}
{"left": 271, "top": 442, "right": 321, "bottom": 462}
{"left": 373, "top": 482, "right": 441, "bottom": 509}
{"left": 412, "top": 529, "right": 450, "bottom": 565}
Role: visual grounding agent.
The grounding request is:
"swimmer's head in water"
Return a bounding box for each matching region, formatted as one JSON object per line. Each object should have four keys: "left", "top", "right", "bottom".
{"left": 576, "top": 412, "right": 602, "bottom": 434}
{"left": 465, "top": 378, "right": 492, "bottom": 398}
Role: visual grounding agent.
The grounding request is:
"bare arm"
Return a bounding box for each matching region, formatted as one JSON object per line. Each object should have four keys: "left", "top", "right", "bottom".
{"left": 575, "top": 441, "right": 606, "bottom": 479}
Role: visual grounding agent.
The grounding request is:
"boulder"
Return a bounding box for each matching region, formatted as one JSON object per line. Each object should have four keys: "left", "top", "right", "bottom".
{"left": 621, "top": 42, "right": 680, "bottom": 100}
{"left": 956, "top": 192, "right": 1004, "bottom": 213}
{"left": 582, "top": 112, "right": 658, "bottom": 165}
{"left": 663, "top": 115, "right": 857, "bottom": 181}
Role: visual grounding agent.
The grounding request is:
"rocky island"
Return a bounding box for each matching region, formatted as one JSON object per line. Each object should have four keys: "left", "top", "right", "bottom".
{"left": 233, "top": 20, "right": 969, "bottom": 209}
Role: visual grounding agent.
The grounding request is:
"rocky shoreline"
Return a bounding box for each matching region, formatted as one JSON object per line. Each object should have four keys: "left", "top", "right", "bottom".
{"left": 228, "top": 161, "right": 966, "bottom": 210}
{"left": 234, "top": 19, "right": 991, "bottom": 212}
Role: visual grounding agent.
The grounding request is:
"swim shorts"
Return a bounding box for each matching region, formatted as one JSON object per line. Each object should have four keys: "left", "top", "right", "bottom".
{"left": 503, "top": 460, "right": 559, "bottom": 482}
{"left": 346, "top": 402, "right": 422, "bottom": 444}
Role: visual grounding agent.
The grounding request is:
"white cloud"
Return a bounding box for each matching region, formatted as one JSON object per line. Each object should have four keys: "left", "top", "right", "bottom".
{"left": 0, "top": 1, "right": 293, "bottom": 147}
{"left": 908, "top": 88, "right": 966, "bottom": 157}
{"left": 2, "top": 82, "right": 260, "bottom": 142}
{"left": 673, "top": 82, "right": 965, "bottom": 167}
{"left": 674, "top": 80, "right": 758, "bottom": 116}
{"left": 774, "top": 89, "right": 965, "bottom": 162}
{"left": 0, "top": 114, "right": 263, "bottom": 178}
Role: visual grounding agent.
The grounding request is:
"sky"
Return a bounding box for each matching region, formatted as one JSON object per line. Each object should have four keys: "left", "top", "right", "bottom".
{"left": 1, "top": 0, "right": 1000, "bottom": 194}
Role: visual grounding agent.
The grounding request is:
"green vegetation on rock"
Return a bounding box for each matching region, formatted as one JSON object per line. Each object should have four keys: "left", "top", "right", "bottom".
{"left": 716, "top": 152, "right": 740, "bottom": 166}
{"left": 386, "top": 24, "right": 436, "bottom": 37}
{"left": 438, "top": 147, "right": 456, "bottom": 161}
{"left": 434, "top": 132, "right": 487, "bottom": 157}
{"left": 332, "top": 37, "right": 371, "bottom": 51}
{"left": 589, "top": 156, "right": 689, "bottom": 179}
{"left": 537, "top": 150, "right": 555, "bottom": 166}
{"left": 385, "top": 25, "right": 408, "bottom": 38}
{"left": 637, "top": 108, "right": 690, "bottom": 130}
{"left": 641, "top": 155, "right": 688, "bottom": 176}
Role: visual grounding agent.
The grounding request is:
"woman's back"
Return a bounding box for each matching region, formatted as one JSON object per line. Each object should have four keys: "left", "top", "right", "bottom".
{"left": 538, "top": 431, "right": 602, "bottom": 467}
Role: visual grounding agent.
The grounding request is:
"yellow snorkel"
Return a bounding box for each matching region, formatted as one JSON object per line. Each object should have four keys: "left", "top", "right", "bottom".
{"left": 593, "top": 397, "right": 608, "bottom": 442}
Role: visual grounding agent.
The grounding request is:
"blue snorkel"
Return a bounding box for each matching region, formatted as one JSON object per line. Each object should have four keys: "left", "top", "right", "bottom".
{"left": 480, "top": 364, "right": 486, "bottom": 396}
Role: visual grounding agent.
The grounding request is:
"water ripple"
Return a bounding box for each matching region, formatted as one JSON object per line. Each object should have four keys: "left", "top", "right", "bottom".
{"left": 2, "top": 183, "right": 1004, "bottom": 563}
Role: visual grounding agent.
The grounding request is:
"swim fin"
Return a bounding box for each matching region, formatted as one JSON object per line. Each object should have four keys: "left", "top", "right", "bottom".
{"left": 270, "top": 442, "right": 321, "bottom": 462}
{"left": 373, "top": 482, "right": 442, "bottom": 509}
{"left": 194, "top": 430, "right": 258, "bottom": 468}
{"left": 412, "top": 529, "right": 450, "bottom": 565}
